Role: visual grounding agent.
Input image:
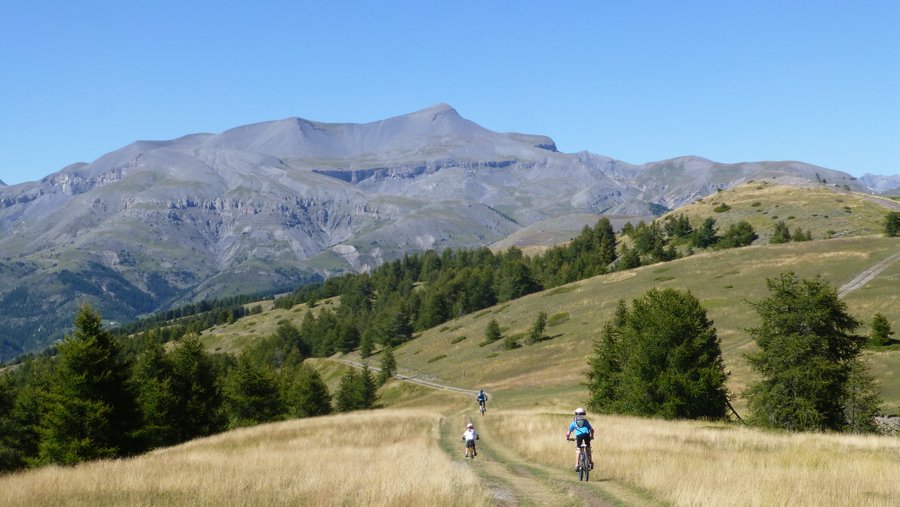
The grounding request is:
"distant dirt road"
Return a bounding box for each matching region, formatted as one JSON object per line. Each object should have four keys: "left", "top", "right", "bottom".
{"left": 837, "top": 251, "right": 900, "bottom": 298}
{"left": 338, "top": 359, "right": 480, "bottom": 396}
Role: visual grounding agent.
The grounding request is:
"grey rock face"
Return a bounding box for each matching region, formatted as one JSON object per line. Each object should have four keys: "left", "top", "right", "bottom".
{"left": 0, "top": 104, "right": 879, "bottom": 359}
{"left": 860, "top": 173, "right": 900, "bottom": 194}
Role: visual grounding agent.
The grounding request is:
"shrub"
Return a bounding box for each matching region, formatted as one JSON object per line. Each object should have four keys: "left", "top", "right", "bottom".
{"left": 548, "top": 312, "right": 570, "bottom": 327}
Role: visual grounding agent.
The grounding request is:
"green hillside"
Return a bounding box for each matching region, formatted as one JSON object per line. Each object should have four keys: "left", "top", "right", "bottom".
{"left": 194, "top": 180, "right": 900, "bottom": 414}
{"left": 669, "top": 178, "right": 897, "bottom": 242}
{"left": 379, "top": 235, "right": 900, "bottom": 413}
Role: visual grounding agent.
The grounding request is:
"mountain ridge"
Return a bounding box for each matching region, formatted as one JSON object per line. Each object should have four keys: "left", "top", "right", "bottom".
{"left": 0, "top": 104, "right": 890, "bottom": 360}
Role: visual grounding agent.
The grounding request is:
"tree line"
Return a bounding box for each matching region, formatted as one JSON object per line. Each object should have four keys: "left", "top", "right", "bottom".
{"left": 0, "top": 303, "right": 384, "bottom": 472}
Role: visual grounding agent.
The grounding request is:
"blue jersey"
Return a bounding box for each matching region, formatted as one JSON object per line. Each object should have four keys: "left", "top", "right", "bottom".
{"left": 568, "top": 418, "right": 593, "bottom": 437}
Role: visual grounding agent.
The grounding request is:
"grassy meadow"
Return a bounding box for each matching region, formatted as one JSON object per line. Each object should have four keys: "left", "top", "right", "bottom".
{"left": 0, "top": 409, "right": 492, "bottom": 507}
{"left": 480, "top": 409, "right": 900, "bottom": 507}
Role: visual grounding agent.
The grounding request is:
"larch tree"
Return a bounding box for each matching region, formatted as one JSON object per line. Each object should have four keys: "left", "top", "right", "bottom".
{"left": 744, "top": 272, "right": 879, "bottom": 432}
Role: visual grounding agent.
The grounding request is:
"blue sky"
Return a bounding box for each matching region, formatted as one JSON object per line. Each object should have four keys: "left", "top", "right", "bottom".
{"left": 1, "top": 1, "right": 898, "bottom": 186}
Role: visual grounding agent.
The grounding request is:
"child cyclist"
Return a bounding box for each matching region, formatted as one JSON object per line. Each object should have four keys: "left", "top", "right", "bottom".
{"left": 565, "top": 407, "right": 594, "bottom": 470}
{"left": 462, "top": 422, "right": 479, "bottom": 458}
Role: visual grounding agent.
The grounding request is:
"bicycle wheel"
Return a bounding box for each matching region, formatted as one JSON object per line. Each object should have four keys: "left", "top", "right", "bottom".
{"left": 579, "top": 451, "right": 590, "bottom": 481}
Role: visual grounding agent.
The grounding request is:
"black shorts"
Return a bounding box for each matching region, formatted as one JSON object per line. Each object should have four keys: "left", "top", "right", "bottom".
{"left": 575, "top": 434, "right": 591, "bottom": 448}
{"left": 465, "top": 439, "right": 476, "bottom": 448}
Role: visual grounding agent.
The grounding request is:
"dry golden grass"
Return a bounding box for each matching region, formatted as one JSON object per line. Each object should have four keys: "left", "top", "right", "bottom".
{"left": 0, "top": 410, "right": 492, "bottom": 507}
{"left": 482, "top": 409, "right": 900, "bottom": 507}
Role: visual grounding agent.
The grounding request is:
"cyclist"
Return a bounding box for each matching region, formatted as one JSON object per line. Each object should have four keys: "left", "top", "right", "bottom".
{"left": 565, "top": 407, "right": 594, "bottom": 471}
{"left": 476, "top": 389, "right": 488, "bottom": 412}
{"left": 462, "top": 422, "right": 479, "bottom": 458}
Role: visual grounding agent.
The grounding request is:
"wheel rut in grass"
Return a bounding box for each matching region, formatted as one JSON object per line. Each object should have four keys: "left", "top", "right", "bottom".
{"left": 440, "top": 411, "right": 623, "bottom": 507}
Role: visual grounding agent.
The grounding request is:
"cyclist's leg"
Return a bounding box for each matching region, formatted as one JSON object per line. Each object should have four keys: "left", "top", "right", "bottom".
{"left": 574, "top": 435, "right": 584, "bottom": 469}
{"left": 587, "top": 439, "right": 594, "bottom": 468}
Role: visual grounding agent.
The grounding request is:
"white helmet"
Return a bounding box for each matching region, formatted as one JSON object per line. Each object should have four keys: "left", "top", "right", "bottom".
{"left": 574, "top": 407, "right": 586, "bottom": 415}
{"left": 466, "top": 423, "right": 474, "bottom": 429}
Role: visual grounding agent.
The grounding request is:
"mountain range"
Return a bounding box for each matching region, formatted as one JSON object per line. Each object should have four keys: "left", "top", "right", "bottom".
{"left": 0, "top": 104, "right": 893, "bottom": 360}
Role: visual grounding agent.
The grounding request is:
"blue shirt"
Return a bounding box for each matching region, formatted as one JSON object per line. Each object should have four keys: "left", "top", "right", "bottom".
{"left": 568, "top": 418, "right": 593, "bottom": 437}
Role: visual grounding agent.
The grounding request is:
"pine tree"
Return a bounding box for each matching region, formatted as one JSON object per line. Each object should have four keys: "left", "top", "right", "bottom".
{"left": 586, "top": 301, "right": 626, "bottom": 413}
{"left": 883, "top": 211, "right": 900, "bottom": 237}
{"left": 586, "top": 289, "right": 729, "bottom": 419}
{"left": 745, "top": 272, "right": 871, "bottom": 432}
{"left": 616, "top": 244, "right": 642, "bottom": 270}
{"left": 378, "top": 347, "right": 397, "bottom": 385}
{"left": 869, "top": 313, "right": 894, "bottom": 346}
{"left": 222, "top": 352, "right": 282, "bottom": 428}
{"left": 359, "top": 329, "right": 375, "bottom": 357}
{"left": 37, "top": 304, "right": 139, "bottom": 465}
{"left": 719, "top": 221, "right": 757, "bottom": 248}
{"left": 130, "top": 340, "right": 180, "bottom": 449}
{"left": 841, "top": 358, "right": 882, "bottom": 433}
{"left": 335, "top": 365, "right": 379, "bottom": 411}
{"left": 484, "top": 319, "right": 502, "bottom": 344}
{"left": 527, "top": 312, "right": 548, "bottom": 345}
{"left": 280, "top": 364, "right": 332, "bottom": 418}
{"left": 169, "top": 335, "right": 225, "bottom": 441}
{"left": 770, "top": 221, "right": 791, "bottom": 244}
{"left": 691, "top": 217, "right": 719, "bottom": 248}
{"left": 0, "top": 374, "right": 24, "bottom": 471}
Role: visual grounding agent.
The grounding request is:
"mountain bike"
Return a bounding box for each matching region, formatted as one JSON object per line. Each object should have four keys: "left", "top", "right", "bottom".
{"left": 479, "top": 400, "right": 486, "bottom": 416}
{"left": 568, "top": 438, "right": 591, "bottom": 481}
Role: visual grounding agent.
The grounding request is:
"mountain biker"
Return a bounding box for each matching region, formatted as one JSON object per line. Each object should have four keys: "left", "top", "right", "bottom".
{"left": 476, "top": 389, "right": 487, "bottom": 411}
{"left": 462, "top": 422, "right": 479, "bottom": 458}
{"left": 565, "top": 407, "right": 594, "bottom": 471}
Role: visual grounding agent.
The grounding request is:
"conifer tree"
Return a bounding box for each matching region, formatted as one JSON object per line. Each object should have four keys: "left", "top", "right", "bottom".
{"left": 869, "top": 313, "right": 894, "bottom": 346}
{"left": 587, "top": 300, "right": 626, "bottom": 412}
{"left": 37, "top": 304, "right": 139, "bottom": 465}
{"left": 0, "top": 374, "right": 24, "bottom": 471}
{"left": 586, "top": 289, "right": 729, "bottom": 419}
{"left": 378, "top": 347, "right": 397, "bottom": 385}
{"left": 336, "top": 365, "right": 379, "bottom": 411}
{"left": 169, "top": 335, "right": 225, "bottom": 441}
{"left": 527, "top": 312, "right": 548, "bottom": 345}
{"left": 691, "top": 217, "right": 719, "bottom": 248}
{"left": 745, "top": 272, "right": 872, "bottom": 432}
{"left": 222, "top": 352, "right": 282, "bottom": 428}
{"left": 883, "top": 211, "right": 900, "bottom": 237}
{"left": 280, "top": 364, "right": 331, "bottom": 418}
{"left": 770, "top": 221, "right": 791, "bottom": 243}
{"left": 130, "top": 340, "right": 180, "bottom": 449}
{"left": 484, "top": 319, "right": 502, "bottom": 344}
{"left": 841, "top": 358, "right": 881, "bottom": 433}
{"left": 719, "top": 221, "right": 757, "bottom": 248}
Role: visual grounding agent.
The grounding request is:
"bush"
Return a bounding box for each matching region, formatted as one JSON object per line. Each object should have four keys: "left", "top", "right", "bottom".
{"left": 548, "top": 312, "right": 570, "bottom": 327}
{"left": 713, "top": 203, "right": 731, "bottom": 213}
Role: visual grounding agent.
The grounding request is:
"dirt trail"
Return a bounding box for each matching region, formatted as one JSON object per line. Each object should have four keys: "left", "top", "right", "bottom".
{"left": 837, "top": 251, "right": 900, "bottom": 297}
{"left": 441, "top": 412, "right": 614, "bottom": 507}
{"left": 337, "top": 358, "right": 649, "bottom": 505}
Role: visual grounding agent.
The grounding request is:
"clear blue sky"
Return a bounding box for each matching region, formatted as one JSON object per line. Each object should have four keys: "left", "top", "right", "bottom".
{"left": 2, "top": 1, "right": 898, "bottom": 186}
